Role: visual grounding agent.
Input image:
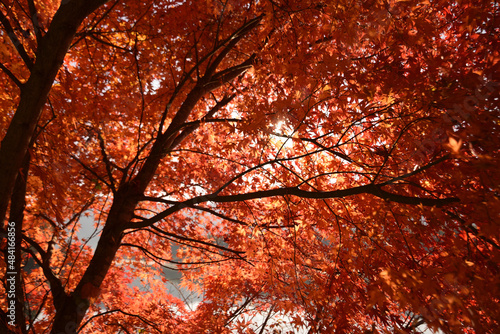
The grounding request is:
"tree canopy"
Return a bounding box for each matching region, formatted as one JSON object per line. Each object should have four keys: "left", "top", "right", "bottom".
{"left": 0, "top": 0, "right": 498, "bottom": 333}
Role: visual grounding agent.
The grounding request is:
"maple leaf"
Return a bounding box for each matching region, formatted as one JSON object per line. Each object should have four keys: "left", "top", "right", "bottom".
{"left": 446, "top": 136, "right": 463, "bottom": 154}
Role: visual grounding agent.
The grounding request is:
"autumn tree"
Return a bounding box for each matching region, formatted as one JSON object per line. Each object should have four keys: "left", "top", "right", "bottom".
{"left": 0, "top": 0, "right": 498, "bottom": 333}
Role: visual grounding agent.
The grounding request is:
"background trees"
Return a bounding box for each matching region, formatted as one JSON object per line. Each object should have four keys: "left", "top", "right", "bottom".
{"left": 0, "top": 0, "right": 498, "bottom": 333}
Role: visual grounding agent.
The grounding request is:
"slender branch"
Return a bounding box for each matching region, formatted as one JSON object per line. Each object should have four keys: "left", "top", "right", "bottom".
{"left": 201, "top": 54, "right": 256, "bottom": 91}
{"left": 182, "top": 118, "right": 242, "bottom": 127}
{"left": 70, "top": 154, "right": 111, "bottom": 189}
{"left": 293, "top": 135, "right": 366, "bottom": 168}
{"left": 225, "top": 295, "right": 259, "bottom": 327}
{"left": 27, "top": 291, "right": 49, "bottom": 333}
{"left": 0, "top": 9, "right": 34, "bottom": 70}
{"left": 0, "top": 0, "right": 111, "bottom": 232}
{"left": 158, "top": 14, "right": 263, "bottom": 134}
{"left": 258, "top": 304, "right": 276, "bottom": 334}
{"left": 126, "top": 227, "right": 237, "bottom": 260}
{"left": 148, "top": 225, "right": 246, "bottom": 255}
{"left": 77, "top": 309, "right": 162, "bottom": 333}
{"left": 121, "top": 243, "right": 239, "bottom": 266}
{"left": 190, "top": 205, "right": 249, "bottom": 227}
{"left": 372, "top": 117, "right": 430, "bottom": 182}
{"left": 445, "top": 210, "right": 500, "bottom": 251}
{"left": 96, "top": 131, "right": 117, "bottom": 192}
{"left": 0, "top": 61, "right": 23, "bottom": 87}
{"left": 133, "top": 20, "right": 263, "bottom": 194}
{"left": 22, "top": 237, "right": 67, "bottom": 311}
{"left": 168, "top": 94, "right": 236, "bottom": 150}
{"left": 378, "top": 154, "right": 451, "bottom": 186}
{"left": 87, "top": 32, "right": 132, "bottom": 52}
{"left": 204, "top": 15, "right": 263, "bottom": 78}
{"left": 27, "top": 0, "right": 42, "bottom": 43}
{"left": 70, "top": 0, "right": 122, "bottom": 49}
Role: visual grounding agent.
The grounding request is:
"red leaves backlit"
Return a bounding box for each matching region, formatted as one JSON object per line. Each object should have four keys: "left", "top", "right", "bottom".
{"left": 0, "top": 0, "right": 498, "bottom": 333}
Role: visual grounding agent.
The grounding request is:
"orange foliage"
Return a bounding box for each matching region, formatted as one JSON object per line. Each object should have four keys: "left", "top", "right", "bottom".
{"left": 0, "top": 0, "right": 498, "bottom": 333}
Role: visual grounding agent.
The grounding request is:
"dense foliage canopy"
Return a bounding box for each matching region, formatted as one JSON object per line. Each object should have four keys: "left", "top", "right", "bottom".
{"left": 0, "top": 0, "right": 499, "bottom": 333}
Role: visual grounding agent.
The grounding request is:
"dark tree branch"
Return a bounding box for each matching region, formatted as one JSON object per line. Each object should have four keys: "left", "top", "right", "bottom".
{"left": 0, "top": 61, "right": 23, "bottom": 87}
{"left": 0, "top": 0, "right": 111, "bottom": 237}
{"left": 204, "top": 15, "right": 263, "bottom": 78}
{"left": 6, "top": 151, "right": 30, "bottom": 333}
{"left": 258, "top": 304, "right": 276, "bottom": 334}
{"left": 444, "top": 210, "right": 500, "bottom": 251}
{"left": 0, "top": 9, "right": 34, "bottom": 70}
{"left": 70, "top": 154, "right": 111, "bottom": 190}
{"left": 126, "top": 183, "right": 459, "bottom": 229}
{"left": 70, "top": 0, "right": 122, "bottom": 49}
{"left": 201, "top": 54, "right": 256, "bottom": 91}
{"left": 147, "top": 225, "right": 246, "bottom": 255}
{"left": 77, "top": 309, "right": 162, "bottom": 333}
{"left": 22, "top": 237, "right": 67, "bottom": 312}
{"left": 158, "top": 14, "right": 263, "bottom": 135}
{"left": 190, "top": 205, "right": 249, "bottom": 227}
{"left": 132, "top": 19, "right": 262, "bottom": 196}
{"left": 378, "top": 154, "right": 451, "bottom": 186}
{"left": 168, "top": 94, "right": 236, "bottom": 150}
{"left": 27, "top": 0, "right": 42, "bottom": 43}
{"left": 87, "top": 32, "right": 132, "bottom": 52}
{"left": 126, "top": 227, "right": 237, "bottom": 260}
{"left": 96, "top": 131, "right": 117, "bottom": 193}
{"left": 121, "top": 243, "right": 239, "bottom": 267}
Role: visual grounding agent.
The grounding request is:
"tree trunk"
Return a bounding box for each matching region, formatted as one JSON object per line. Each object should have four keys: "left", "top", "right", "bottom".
{"left": 50, "top": 187, "right": 137, "bottom": 333}
{"left": 0, "top": 0, "right": 109, "bottom": 224}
